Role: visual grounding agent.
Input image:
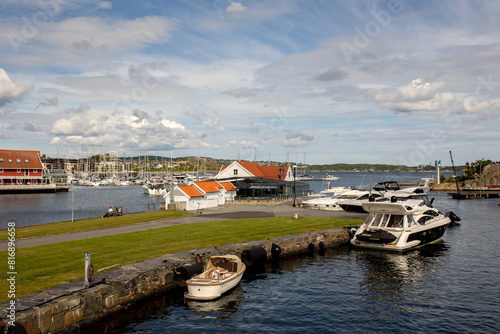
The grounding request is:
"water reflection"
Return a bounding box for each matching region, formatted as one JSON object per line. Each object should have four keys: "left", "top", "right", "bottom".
{"left": 185, "top": 285, "right": 244, "bottom": 314}
{"left": 354, "top": 242, "right": 450, "bottom": 317}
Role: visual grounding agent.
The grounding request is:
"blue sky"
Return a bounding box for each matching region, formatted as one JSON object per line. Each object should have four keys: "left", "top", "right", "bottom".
{"left": 0, "top": 0, "right": 499, "bottom": 165}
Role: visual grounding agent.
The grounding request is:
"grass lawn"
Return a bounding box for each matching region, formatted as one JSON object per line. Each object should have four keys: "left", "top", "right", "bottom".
{"left": 0, "top": 216, "right": 362, "bottom": 303}
{"left": 0, "top": 210, "right": 195, "bottom": 241}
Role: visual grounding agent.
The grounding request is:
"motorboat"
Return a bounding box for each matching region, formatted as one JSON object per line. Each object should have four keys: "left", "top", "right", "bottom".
{"left": 322, "top": 173, "right": 339, "bottom": 181}
{"left": 339, "top": 181, "right": 430, "bottom": 213}
{"left": 301, "top": 189, "right": 375, "bottom": 211}
{"left": 185, "top": 255, "right": 246, "bottom": 301}
{"left": 296, "top": 174, "right": 314, "bottom": 181}
{"left": 350, "top": 197, "right": 460, "bottom": 251}
{"left": 143, "top": 182, "right": 167, "bottom": 196}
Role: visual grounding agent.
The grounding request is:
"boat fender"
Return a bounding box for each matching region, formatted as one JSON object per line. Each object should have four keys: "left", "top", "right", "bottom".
{"left": 308, "top": 243, "right": 315, "bottom": 251}
{"left": 241, "top": 247, "right": 267, "bottom": 267}
{"left": 176, "top": 263, "right": 204, "bottom": 281}
{"left": 271, "top": 243, "right": 282, "bottom": 260}
{"left": 319, "top": 241, "right": 326, "bottom": 250}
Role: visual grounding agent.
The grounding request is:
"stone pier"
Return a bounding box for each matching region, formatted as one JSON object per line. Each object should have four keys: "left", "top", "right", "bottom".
{"left": 0, "top": 227, "right": 349, "bottom": 333}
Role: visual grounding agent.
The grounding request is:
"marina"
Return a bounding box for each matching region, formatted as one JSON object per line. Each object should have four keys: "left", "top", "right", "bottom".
{"left": 1, "top": 171, "right": 499, "bottom": 333}
{"left": 83, "top": 190, "right": 499, "bottom": 334}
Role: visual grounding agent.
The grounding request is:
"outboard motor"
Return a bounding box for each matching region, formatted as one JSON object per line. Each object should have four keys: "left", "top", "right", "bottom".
{"left": 447, "top": 211, "right": 461, "bottom": 226}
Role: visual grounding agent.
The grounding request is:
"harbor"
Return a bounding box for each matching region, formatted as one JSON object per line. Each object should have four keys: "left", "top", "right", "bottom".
{"left": 1, "top": 189, "right": 499, "bottom": 333}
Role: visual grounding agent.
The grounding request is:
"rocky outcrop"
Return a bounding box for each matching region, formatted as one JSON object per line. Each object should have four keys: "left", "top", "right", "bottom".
{"left": 431, "top": 183, "right": 460, "bottom": 191}
{"left": 464, "top": 163, "right": 500, "bottom": 188}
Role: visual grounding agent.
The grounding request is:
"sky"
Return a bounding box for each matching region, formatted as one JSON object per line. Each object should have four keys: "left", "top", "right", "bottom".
{"left": 0, "top": 0, "right": 499, "bottom": 166}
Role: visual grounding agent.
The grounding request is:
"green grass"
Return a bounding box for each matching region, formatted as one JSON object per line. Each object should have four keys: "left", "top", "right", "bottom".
{"left": 0, "top": 210, "right": 195, "bottom": 241}
{"left": 0, "top": 216, "right": 362, "bottom": 302}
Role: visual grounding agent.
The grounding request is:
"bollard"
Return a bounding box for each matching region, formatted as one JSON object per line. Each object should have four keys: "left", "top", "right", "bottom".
{"left": 84, "top": 252, "right": 93, "bottom": 287}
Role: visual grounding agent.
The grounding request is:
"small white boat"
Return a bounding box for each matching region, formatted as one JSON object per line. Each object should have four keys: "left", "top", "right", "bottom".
{"left": 322, "top": 173, "right": 339, "bottom": 181}
{"left": 301, "top": 189, "right": 372, "bottom": 211}
{"left": 143, "top": 182, "right": 167, "bottom": 196}
{"left": 185, "top": 255, "right": 246, "bottom": 301}
{"left": 350, "top": 198, "right": 460, "bottom": 251}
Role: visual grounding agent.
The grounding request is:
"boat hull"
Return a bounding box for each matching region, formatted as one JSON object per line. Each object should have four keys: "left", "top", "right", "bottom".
{"left": 185, "top": 272, "right": 243, "bottom": 301}
{"left": 351, "top": 221, "right": 449, "bottom": 252}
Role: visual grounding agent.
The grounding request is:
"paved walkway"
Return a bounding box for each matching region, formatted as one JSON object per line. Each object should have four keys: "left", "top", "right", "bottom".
{"left": 1, "top": 204, "right": 366, "bottom": 250}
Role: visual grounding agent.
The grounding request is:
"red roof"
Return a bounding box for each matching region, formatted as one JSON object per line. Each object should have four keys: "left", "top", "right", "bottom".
{"left": 220, "top": 160, "right": 289, "bottom": 180}
{"left": 194, "top": 181, "right": 224, "bottom": 193}
{"left": 0, "top": 149, "right": 43, "bottom": 169}
{"left": 177, "top": 185, "right": 205, "bottom": 198}
{"left": 218, "top": 181, "right": 237, "bottom": 191}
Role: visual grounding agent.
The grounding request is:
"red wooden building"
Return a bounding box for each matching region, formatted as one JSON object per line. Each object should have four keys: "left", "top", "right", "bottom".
{"left": 0, "top": 149, "right": 56, "bottom": 193}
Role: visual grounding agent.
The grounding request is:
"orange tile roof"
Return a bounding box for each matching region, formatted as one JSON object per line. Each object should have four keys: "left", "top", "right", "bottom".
{"left": 0, "top": 149, "right": 43, "bottom": 169}
{"left": 219, "top": 160, "right": 290, "bottom": 180}
{"left": 194, "top": 181, "right": 224, "bottom": 193}
{"left": 177, "top": 185, "right": 205, "bottom": 197}
{"left": 219, "top": 181, "right": 237, "bottom": 191}
{"left": 238, "top": 160, "right": 289, "bottom": 180}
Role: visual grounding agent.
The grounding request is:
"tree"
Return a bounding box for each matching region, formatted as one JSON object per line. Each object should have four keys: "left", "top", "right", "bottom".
{"left": 464, "top": 159, "right": 492, "bottom": 179}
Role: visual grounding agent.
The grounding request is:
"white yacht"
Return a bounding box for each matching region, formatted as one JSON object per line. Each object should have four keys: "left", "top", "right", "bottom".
{"left": 350, "top": 198, "right": 460, "bottom": 251}
{"left": 301, "top": 189, "right": 377, "bottom": 211}
{"left": 322, "top": 173, "right": 339, "bottom": 181}
{"left": 339, "top": 181, "right": 429, "bottom": 213}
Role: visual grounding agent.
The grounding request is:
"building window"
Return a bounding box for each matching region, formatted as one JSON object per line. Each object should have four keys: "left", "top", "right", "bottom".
{"left": 233, "top": 169, "right": 238, "bottom": 175}
{"left": 0, "top": 169, "right": 3, "bottom": 173}
{"left": 0, "top": 159, "right": 3, "bottom": 163}
{"left": 17, "top": 169, "right": 21, "bottom": 173}
{"left": 25, "top": 159, "right": 29, "bottom": 163}
{"left": 25, "top": 170, "right": 29, "bottom": 176}
{"left": 16, "top": 159, "right": 21, "bottom": 163}
{"left": 8, "top": 159, "right": 12, "bottom": 163}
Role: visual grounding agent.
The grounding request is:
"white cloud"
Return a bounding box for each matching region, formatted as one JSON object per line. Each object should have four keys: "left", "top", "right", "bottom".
{"left": 226, "top": 3, "right": 247, "bottom": 18}
{"left": 367, "top": 79, "right": 455, "bottom": 112}
{"left": 0, "top": 68, "right": 32, "bottom": 107}
{"left": 159, "top": 118, "right": 185, "bottom": 129}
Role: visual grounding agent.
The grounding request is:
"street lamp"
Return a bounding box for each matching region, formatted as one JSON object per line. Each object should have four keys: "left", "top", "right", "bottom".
{"left": 293, "top": 165, "right": 297, "bottom": 207}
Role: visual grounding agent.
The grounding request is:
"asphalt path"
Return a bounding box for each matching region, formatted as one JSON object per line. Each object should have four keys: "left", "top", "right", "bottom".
{"left": 1, "top": 204, "right": 366, "bottom": 250}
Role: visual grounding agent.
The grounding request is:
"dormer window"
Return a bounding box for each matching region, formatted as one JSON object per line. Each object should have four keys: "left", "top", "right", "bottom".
{"left": 16, "top": 159, "right": 21, "bottom": 163}
{"left": 25, "top": 159, "right": 29, "bottom": 163}
{"left": 8, "top": 159, "right": 12, "bottom": 163}
{"left": 0, "top": 159, "right": 3, "bottom": 163}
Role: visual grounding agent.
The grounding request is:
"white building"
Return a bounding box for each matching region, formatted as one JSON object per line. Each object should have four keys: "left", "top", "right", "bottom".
{"left": 164, "top": 180, "right": 237, "bottom": 211}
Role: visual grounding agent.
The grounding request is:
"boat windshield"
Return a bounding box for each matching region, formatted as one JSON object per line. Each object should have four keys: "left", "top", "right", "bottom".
{"left": 368, "top": 213, "right": 405, "bottom": 229}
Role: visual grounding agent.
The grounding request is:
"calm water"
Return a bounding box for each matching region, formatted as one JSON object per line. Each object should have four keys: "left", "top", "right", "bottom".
{"left": 77, "top": 172, "right": 498, "bottom": 333}
{"left": 0, "top": 185, "right": 162, "bottom": 227}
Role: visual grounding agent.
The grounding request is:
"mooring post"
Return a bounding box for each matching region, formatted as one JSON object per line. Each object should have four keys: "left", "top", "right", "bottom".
{"left": 84, "top": 252, "right": 91, "bottom": 287}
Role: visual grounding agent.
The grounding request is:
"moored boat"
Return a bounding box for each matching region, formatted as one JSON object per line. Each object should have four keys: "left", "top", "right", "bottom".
{"left": 185, "top": 255, "right": 246, "bottom": 301}
{"left": 350, "top": 198, "right": 460, "bottom": 251}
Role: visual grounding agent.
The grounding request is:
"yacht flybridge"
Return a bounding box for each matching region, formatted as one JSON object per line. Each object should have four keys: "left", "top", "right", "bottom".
{"left": 350, "top": 197, "right": 460, "bottom": 251}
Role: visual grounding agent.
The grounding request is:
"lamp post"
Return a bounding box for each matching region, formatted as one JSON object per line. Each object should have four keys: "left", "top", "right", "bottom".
{"left": 293, "top": 165, "right": 297, "bottom": 207}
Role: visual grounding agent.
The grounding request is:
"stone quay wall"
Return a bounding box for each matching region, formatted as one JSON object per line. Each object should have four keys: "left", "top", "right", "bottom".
{"left": 2, "top": 227, "right": 349, "bottom": 333}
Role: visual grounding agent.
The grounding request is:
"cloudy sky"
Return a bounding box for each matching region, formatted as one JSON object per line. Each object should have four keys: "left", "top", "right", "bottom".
{"left": 0, "top": 0, "right": 499, "bottom": 165}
